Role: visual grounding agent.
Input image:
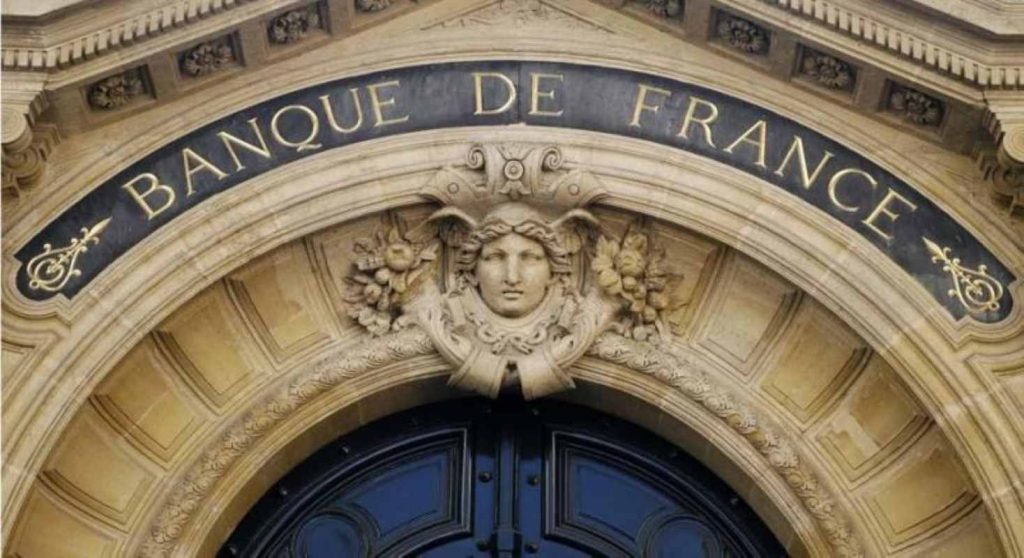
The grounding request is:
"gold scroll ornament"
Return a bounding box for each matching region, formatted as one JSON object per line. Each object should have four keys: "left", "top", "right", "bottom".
{"left": 923, "top": 237, "right": 1005, "bottom": 314}
{"left": 26, "top": 218, "right": 112, "bottom": 293}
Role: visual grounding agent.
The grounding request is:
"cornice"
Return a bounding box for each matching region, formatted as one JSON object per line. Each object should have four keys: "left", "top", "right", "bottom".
{"left": 752, "top": 0, "right": 1024, "bottom": 88}
{"left": 897, "top": 0, "right": 1024, "bottom": 36}
{"left": 1, "top": 0, "right": 261, "bottom": 70}
{"left": 2, "top": 0, "right": 1023, "bottom": 92}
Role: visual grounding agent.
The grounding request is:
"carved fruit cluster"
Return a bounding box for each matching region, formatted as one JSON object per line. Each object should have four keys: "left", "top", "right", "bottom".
{"left": 592, "top": 228, "right": 672, "bottom": 341}
{"left": 344, "top": 222, "right": 438, "bottom": 335}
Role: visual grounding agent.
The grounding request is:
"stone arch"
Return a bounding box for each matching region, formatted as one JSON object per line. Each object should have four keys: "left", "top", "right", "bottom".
{"left": 4, "top": 129, "right": 1017, "bottom": 556}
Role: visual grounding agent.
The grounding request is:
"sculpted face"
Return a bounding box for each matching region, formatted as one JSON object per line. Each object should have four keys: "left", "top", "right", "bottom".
{"left": 476, "top": 232, "right": 552, "bottom": 317}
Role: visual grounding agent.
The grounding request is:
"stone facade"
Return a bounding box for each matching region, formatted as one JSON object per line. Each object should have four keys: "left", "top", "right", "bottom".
{"left": 2, "top": 1, "right": 1023, "bottom": 557}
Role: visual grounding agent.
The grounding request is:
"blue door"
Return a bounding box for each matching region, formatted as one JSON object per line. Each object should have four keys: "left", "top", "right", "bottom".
{"left": 221, "top": 399, "right": 785, "bottom": 557}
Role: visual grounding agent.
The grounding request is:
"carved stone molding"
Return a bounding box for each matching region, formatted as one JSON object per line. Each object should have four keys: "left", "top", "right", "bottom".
{"left": 1, "top": 0, "right": 1020, "bottom": 96}
{"left": 138, "top": 332, "right": 866, "bottom": 557}
{"left": 761, "top": 0, "right": 1024, "bottom": 88}
{"left": 586, "top": 334, "right": 864, "bottom": 557}
{"left": 1, "top": 0, "right": 258, "bottom": 72}
{"left": 140, "top": 328, "right": 437, "bottom": 558}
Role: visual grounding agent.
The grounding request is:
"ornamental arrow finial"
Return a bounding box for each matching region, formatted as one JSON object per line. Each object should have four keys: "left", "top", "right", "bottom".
{"left": 923, "top": 237, "right": 1004, "bottom": 314}
{"left": 26, "top": 217, "right": 112, "bottom": 293}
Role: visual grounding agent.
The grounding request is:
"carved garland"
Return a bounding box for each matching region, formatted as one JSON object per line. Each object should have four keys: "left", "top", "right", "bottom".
{"left": 140, "top": 328, "right": 436, "bottom": 557}
{"left": 140, "top": 328, "right": 864, "bottom": 557}
{"left": 586, "top": 333, "right": 864, "bottom": 558}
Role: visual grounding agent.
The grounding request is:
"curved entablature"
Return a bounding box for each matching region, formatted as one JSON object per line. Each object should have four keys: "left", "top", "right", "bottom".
{"left": 12, "top": 61, "right": 1017, "bottom": 322}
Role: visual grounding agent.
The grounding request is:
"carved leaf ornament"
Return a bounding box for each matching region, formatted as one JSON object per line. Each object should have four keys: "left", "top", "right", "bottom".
{"left": 142, "top": 144, "right": 864, "bottom": 558}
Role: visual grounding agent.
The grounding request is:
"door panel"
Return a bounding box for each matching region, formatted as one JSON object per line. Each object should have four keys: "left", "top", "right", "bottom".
{"left": 222, "top": 400, "right": 785, "bottom": 557}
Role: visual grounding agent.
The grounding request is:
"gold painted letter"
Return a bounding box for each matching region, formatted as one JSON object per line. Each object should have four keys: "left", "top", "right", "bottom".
{"left": 529, "top": 73, "right": 564, "bottom": 117}
{"left": 723, "top": 119, "right": 768, "bottom": 168}
{"left": 122, "top": 173, "right": 176, "bottom": 220}
{"left": 271, "top": 104, "right": 323, "bottom": 152}
{"left": 678, "top": 96, "right": 719, "bottom": 147}
{"left": 218, "top": 118, "right": 272, "bottom": 172}
{"left": 773, "top": 135, "right": 834, "bottom": 189}
{"left": 629, "top": 83, "right": 671, "bottom": 128}
{"left": 367, "top": 80, "right": 410, "bottom": 127}
{"left": 473, "top": 72, "right": 517, "bottom": 116}
{"left": 862, "top": 188, "right": 918, "bottom": 241}
{"left": 182, "top": 148, "right": 228, "bottom": 196}
{"left": 827, "top": 168, "right": 877, "bottom": 213}
{"left": 320, "top": 88, "right": 364, "bottom": 133}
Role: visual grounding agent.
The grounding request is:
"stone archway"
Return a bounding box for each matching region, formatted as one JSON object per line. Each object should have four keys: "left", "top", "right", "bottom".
{"left": 2, "top": 4, "right": 1023, "bottom": 554}
{"left": 4, "top": 132, "right": 1015, "bottom": 557}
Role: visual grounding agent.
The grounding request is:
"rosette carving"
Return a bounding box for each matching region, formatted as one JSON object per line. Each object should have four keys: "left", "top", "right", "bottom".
{"left": 638, "top": 0, "right": 682, "bottom": 18}
{"left": 180, "top": 40, "right": 234, "bottom": 77}
{"left": 268, "top": 7, "right": 321, "bottom": 44}
{"left": 801, "top": 51, "right": 855, "bottom": 91}
{"left": 717, "top": 14, "right": 770, "bottom": 54}
{"left": 356, "top": 0, "right": 392, "bottom": 12}
{"left": 87, "top": 69, "right": 146, "bottom": 110}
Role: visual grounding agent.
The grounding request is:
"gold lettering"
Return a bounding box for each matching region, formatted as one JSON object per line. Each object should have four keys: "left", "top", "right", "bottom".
{"left": 862, "top": 188, "right": 918, "bottom": 241}
{"left": 181, "top": 148, "right": 228, "bottom": 196}
{"left": 773, "top": 135, "right": 834, "bottom": 189}
{"left": 827, "top": 168, "right": 877, "bottom": 212}
{"left": 122, "top": 173, "right": 176, "bottom": 220}
{"left": 529, "top": 73, "right": 564, "bottom": 117}
{"left": 723, "top": 119, "right": 768, "bottom": 168}
{"left": 217, "top": 118, "right": 271, "bottom": 172}
{"left": 366, "top": 80, "right": 409, "bottom": 127}
{"left": 678, "top": 96, "right": 719, "bottom": 147}
{"left": 271, "top": 104, "right": 323, "bottom": 152}
{"left": 320, "top": 89, "right": 364, "bottom": 134}
{"left": 629, "top": 83, "right": 671, "bottom": 128}
{"left": 473, "top": 72, "right": 517, "bottom": 115}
